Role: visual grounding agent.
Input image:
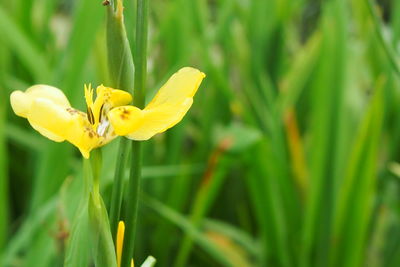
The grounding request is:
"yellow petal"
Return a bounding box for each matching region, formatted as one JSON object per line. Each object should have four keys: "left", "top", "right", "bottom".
{"left": 96, "top": 85, "right": 133, "bottom": 107}
{"left": 27, "top": 98, "right": 72, "bottom": 142}
{"left": 116, "top": 221, "right": 125, "bottom": 267}
{"left": 10, "top": 91, "right": 33, "bottom": 118}
{"left": 145, "top": 67, "right": 205, "bottom": 109}
{"left": 109, "top": 67, "right": 205, "bottom": 140}
{"left": 27, "top": 98, "right": 103, "bottom": 158}
{"left": 91, "top": 85, "right": 133, "bottom": 128}
{"left": 10, "top": 84, "right": 70, "bottom": 118}
{"left": 107, "top": 106, "right": 144, "bottom": 136}
{"left": 65, "top": 112, "right": 105, "bottom": 159}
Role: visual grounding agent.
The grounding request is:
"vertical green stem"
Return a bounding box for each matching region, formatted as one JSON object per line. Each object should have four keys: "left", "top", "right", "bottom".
{"left": 0, "top": 118, "right": 8, "bottom": 250}
{"left": 121, "top": 0, "right": 148, "bottom": 266}
{"left": 90, "top": 149, "right": 102, "bottom": 204}
{"left": 109, "top": 137, "right": 129, "bottom": 241}
{"left": 88, "top": 149, "right": 117, "bottom": 267}
{"left": 132, "top": 0, "right": 148, "bottom": 109}
{"left": 64, "top": 159, "right": 92, "bottom": 267}
{"left": 106, "top": 0, "right": 135, "bottom": 241}
{"left": 0, "top": 38, "right": 9, "bottom": 250}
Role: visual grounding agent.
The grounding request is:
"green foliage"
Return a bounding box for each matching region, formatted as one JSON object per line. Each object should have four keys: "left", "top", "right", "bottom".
{"left": 1, "top": 0, "right": 400, "bottom": 266}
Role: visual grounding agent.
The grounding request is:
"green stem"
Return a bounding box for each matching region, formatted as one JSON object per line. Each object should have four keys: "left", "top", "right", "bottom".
{"left": 89, "top": 149, "right": 117, "bottom": 267}
{"left": 121, "top": 0, "right": 148, "bottom": 266}
{"left": 0, "top": 49, "right": 9, "bottom": 250}
{"left": 83, "top": 158, "right": 92, "bottom": 200}
{"left": 106, "top": 0, "right": 135, "bottom": 242}
{"left": 132, "top": 0, "right": 148, "bottom": 109}
{"left": 90, "top": 149, "right": 102, "bottom": 205}
{"left": 122, "top": 142, "right": 142, "bottom": 265}
{"left": 109, "top": 137, "right": 129, "bottom": 242}
{"left": 64, "top": 159, "right": 92, "bottom": 267}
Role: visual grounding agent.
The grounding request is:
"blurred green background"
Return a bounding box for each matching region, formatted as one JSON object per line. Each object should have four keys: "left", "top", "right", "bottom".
{"left": 1, "top": 0, "right": 400, "bottom": 266}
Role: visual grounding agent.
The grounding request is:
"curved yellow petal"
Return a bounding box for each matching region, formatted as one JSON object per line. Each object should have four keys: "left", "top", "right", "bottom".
{"left": 27, "top": 98, "right": 72, "bottom": 142}
{"left": 27, "top": 98, "right": 103, "bottom": 158}
{"left": 10, "top": 91, "right": 32, "bottom": 118}
{"left": 146, "top": 67, "right": 205, "bottom": 109}
{"left": 96, "top": 85, "right": 133, "bottom": 107}
{"left": 109, "top": 67, "right": 205, "bottom": 140}
{"left": 10, "top": 84, "right": 70, "bottom": 118}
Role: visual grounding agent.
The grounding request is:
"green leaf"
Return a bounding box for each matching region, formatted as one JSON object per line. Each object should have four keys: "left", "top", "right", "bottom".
{"left": 332, "top": 77, "right": 385, "bottom": 267}
{"left": 203, "top": 219, "right": 259, "bottom": 258}
{"left": 106, "top": 0, "right": 135, "bottom": 92}
{"left": 214, "top": 122, "right": 262, "bottom": 153}
{"left": 88, "top": 192, "right": 117, "bottom": 267}
{"left": 142, "top": 194, "right": 232, "bottom": 267}
{"left": 0, "top": 6, "right": 50, "bottom": 82}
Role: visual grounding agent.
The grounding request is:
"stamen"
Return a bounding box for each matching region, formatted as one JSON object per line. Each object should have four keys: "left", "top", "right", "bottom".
{"left": 84, "top": 84, "right": 94, "bottom": 108}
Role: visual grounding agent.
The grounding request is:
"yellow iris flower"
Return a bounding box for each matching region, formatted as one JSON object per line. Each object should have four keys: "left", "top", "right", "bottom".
{"left": 10, "top": 67, "right": 205, "bottom": 158}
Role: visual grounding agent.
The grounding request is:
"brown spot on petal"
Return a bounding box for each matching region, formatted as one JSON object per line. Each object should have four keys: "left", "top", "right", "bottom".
{"left": 119, "top": 108, "right": 131, "bottom": 120}
{"left": 66, "top": 108, "right": 79, "bottom": 115}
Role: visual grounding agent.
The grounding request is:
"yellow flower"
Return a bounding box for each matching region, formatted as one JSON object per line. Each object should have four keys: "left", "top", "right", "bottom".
{"left": 10, "top": 67, "right": 205, "bottom": 158}
{"left": 10, "top": 84, "right": 132, "bottom": 158}
{"left": 116, "top": 221, "right": 134, "bottom": 267}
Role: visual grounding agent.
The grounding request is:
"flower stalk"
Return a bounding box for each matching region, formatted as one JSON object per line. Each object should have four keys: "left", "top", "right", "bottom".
{"left": 106, "top": 0, "right": 135, "bottom": 242}
{"left": 63, "top": 159, "right": 91, "bottom": 267}
{"left": 121, "top": 0, "right": 148, "bottom": 266}
{"left": 88, "top": 149, "right": 117, "bottom": 267}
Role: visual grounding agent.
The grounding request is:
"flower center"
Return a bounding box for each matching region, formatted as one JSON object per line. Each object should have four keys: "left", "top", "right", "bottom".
{"left": 84, "top": 84, "right": 111, "bottom": 137}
